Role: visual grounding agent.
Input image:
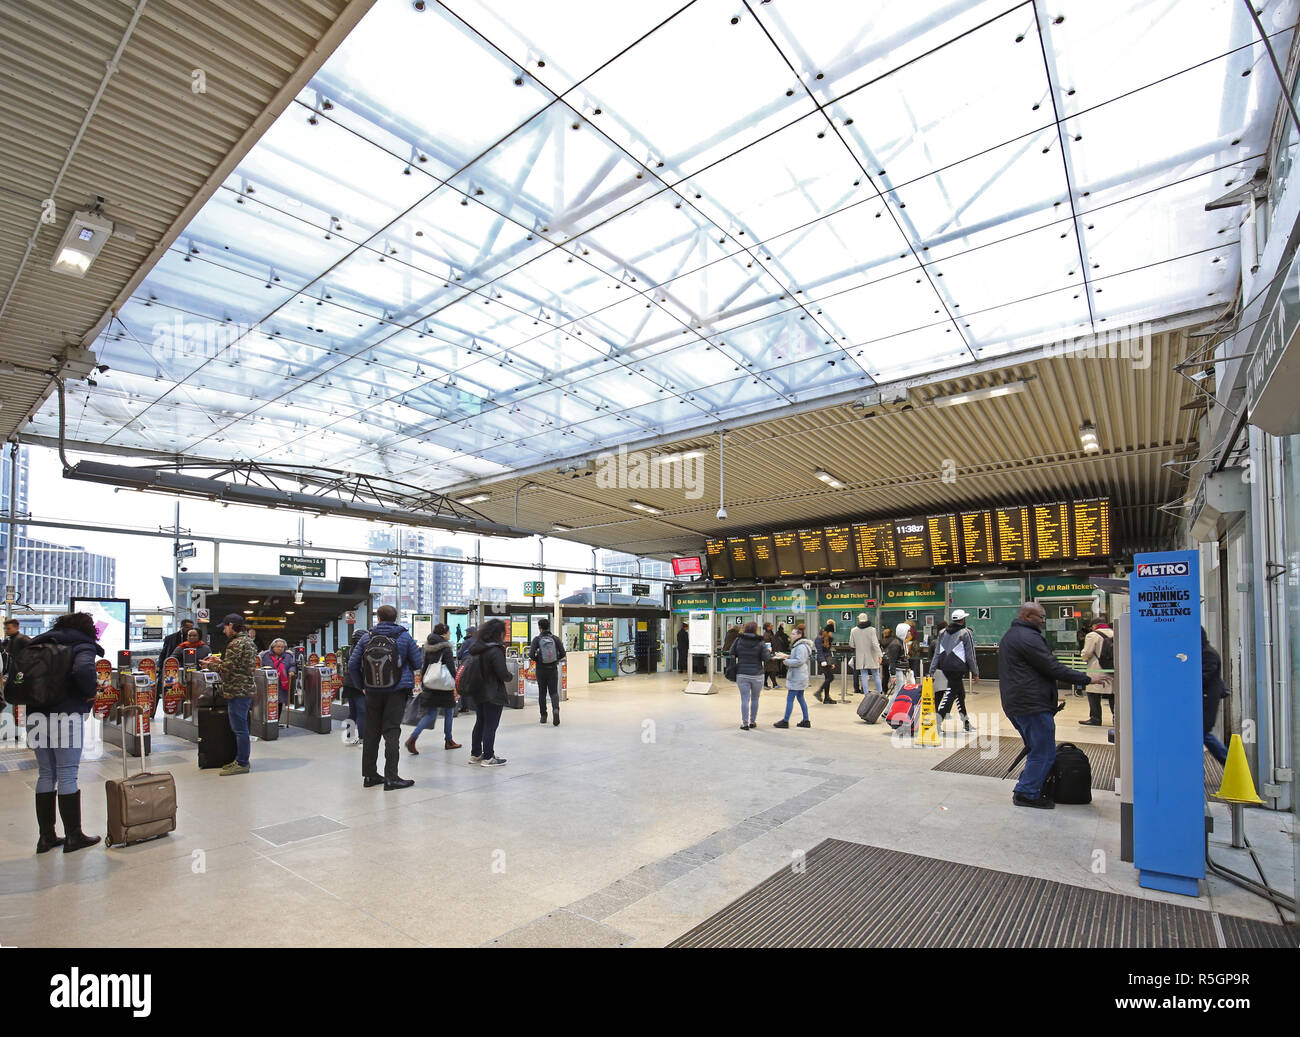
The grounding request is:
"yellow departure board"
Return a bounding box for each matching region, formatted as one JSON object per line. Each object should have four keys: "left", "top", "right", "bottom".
{"left": 959, "top": 510, "right": 995, "bottom": 567}
{"left": 824, "top": 524, "right": 854, "bottom": 574}
{"left": 1031, "top": 502, "right": 1072, "bottom": 563}
{"left": 750, "top": 534, "right": 779, "bottom": 579}
{"left": 727, "top": 537, "right": 754, "bottom": 580}
{"left": 893, "top": 517, "right": 932, "bottom": 570}
{"left": 773, "top": 530, "right": 803, "bottom": 577}
{"left": 853, "top": 521, "right": 898, "bottom": 571}
{"left": 705, "top": 538, "right": 731, "bottom": 580}
{"left": 994, "top": 506, "right": 1034, "bottom": 564}
{"left": 798, "top": 528, "right": 829, "bottom": 576}
{"left": 927, "top": 513, "right": 961, "bottom": 567}
{"left": 1072, "top": 499, "right": 1112, "bottom": 558}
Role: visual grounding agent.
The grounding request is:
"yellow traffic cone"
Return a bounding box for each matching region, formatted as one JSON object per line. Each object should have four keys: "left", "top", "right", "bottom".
{"left": 1214, "top": 733, "right": 1265, "bottom": 805}
{"left": 914, "top": 676, "right": 941, "bottom": 747}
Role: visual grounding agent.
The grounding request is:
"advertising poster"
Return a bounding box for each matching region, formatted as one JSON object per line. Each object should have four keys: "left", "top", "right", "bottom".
{"left": 161, "top": 657, "right": 183, "bottom": 715}
{"left": 138, "top": 658, "right": 157, "bottom": 716}
{"left": 71, "top": 597, "right": 130, "bottom": 659}
{"left": 92, "top": 659, "right": 115, "bottom": 719}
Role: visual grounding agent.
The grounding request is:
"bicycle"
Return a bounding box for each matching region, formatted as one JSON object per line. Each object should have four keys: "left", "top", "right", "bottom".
{"left": 617, "top": 642, "right": 639, "bottom": 674}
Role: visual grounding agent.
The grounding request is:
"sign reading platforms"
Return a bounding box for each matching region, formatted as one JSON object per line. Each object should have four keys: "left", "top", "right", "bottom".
{"left": 279, "top": 555, "right": 326, "bottom": 578}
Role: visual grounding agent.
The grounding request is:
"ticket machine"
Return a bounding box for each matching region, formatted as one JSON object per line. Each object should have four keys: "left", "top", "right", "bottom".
{"left": 250, "top": 668, "right": 281, "bottom": 740}
{"left": 104, "top": 651, "right": 153, "bottom": 758}
{"left": 285, "top": 663, "right": 334, "bottom": 733}
{"left": 162, "top": 649, "right": 208, "bottom": 743}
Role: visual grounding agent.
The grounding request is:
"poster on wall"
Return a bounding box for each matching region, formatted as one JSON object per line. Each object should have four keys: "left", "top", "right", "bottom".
{"left": 71, "top": 597, "right": 130, "bottom": 659}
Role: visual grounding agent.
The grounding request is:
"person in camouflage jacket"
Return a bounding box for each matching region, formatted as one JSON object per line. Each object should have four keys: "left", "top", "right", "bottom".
{"left": 202, "top": 614, "right": 258, "bottom": 774}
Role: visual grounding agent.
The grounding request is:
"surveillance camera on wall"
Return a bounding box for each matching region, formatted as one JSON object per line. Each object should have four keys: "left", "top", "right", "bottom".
{"left": 716, "top": 506, "right": 728, "bottom": 520}
{"left": 802, "top": 581, "right": 812, "bottom": 591}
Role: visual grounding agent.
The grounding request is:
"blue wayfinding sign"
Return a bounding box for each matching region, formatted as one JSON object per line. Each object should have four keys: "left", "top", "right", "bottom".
{"left": 1129, "top": 549, "right": 1204, "bottom": 897}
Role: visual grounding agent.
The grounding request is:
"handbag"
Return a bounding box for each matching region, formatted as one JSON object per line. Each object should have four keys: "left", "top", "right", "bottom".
{"left": 723, "top": 653, "right": 738, "bottom": 682}
{"left": 401, "top": 694, "right": 423, "bottom": 726}
{"left": 422, "top": 660, "right": 455, "bottom": 692}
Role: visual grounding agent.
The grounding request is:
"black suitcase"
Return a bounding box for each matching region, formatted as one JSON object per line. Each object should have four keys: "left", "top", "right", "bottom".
{"left": 197, "top": 705, "right": 237, "bottom": 769}
{"left": 858, "top": 692, "right": 889, "bottom": 724}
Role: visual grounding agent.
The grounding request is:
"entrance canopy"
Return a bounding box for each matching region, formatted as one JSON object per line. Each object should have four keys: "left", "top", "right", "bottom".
{"left": 28, "top": 0, "right": 1292, "bottom": 491}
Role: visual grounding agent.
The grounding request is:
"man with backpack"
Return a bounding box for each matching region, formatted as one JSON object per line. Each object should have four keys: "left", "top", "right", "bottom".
{"left": 999, "top": 602, "right": 1108, "bottom": 809}
{"left": 934, "top": 609, "right": 979, "bottom": 732}
{"left": 1078, "top": 615, "right": 1115, "bottom": 726}
{"left": 528, "top": 617, "right": 566, "bottom": 726}
{"left": 347, "top": 605, "right": 422, "bottom": 791}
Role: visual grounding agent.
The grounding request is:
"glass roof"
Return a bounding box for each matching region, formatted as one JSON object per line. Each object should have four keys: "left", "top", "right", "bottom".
{"left": 39, "top": 0, "right": 1296, "bottom": 488}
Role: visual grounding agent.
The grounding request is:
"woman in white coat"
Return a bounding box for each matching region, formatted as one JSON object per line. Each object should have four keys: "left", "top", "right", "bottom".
{"left": 848, "top": 614, "right": 883, "bottom": 695}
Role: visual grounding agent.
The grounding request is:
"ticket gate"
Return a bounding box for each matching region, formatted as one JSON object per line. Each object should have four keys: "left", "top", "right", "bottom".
{"left": 250, "top": 668, "right": 281, "bottom": 741}
{"left": 104, "top": 671, "right": 154, "bottom": 758}
{"left": 285, "top": 665, "right": 334, "bottom": 734}
{"left": 164, "top": 670, "right": 219, "bottom": 743}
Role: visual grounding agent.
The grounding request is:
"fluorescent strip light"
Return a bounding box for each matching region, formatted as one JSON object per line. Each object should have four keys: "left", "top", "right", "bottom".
{"left": 629, "top": 500, "right": 664, "bottom": 515}
{"left": 457, "top": 494, "right": 489, "bottom": 504}
{"left": 813, "top": 469, "right": 847, "bottom": 489}
{"left": 551, "top": 523, "right": 571, "bottom": 531}
{"left": 930, "top": 379, "right": 1030, "bottom": 408}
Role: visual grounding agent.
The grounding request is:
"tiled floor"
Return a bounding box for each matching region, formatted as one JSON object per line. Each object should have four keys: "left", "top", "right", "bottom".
{"left": 0, "top": 675, "right": 1292, "bottom": 946}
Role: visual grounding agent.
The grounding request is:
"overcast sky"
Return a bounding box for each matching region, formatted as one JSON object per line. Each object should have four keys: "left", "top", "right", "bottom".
{"left": 22, "top": 444, "right": 622, "bottom": 610}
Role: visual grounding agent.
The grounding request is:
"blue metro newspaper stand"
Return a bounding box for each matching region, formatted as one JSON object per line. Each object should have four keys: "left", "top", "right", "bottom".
{"left": 1129, "top": 550, "right": 1204, "bottom": 896}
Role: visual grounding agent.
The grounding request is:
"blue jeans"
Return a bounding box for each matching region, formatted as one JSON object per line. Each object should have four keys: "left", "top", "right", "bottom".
{"left": 1203, "top": 695, "right": 1228, "bottom": 765}
{"left": 736, "top": 674, "right": 762, "bottom": 724}
{"left": 33, "top": 714, "right": 84, "bottom": 793}
{"left": 228, "top": 696, "right": 252, "bottom": 766}
{"left": 858, "top": 668, "right": 882, "bottom": 694}
{"left": 349, "top": 693, "right": 366, "bottom": 741}
{"left": 1009, "top": 711, "right": 1056, "bottom": 800}
{"left": 782, "top": 688, "right": 809, "bottom": 722}
{"left": 472, "top": 702, "right": 503, "bottom": 759}
{"left": 412, "top": 705, "right": 453, "bottom": 743}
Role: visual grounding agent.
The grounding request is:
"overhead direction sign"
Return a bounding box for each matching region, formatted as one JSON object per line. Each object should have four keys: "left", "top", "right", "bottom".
{"left": 280, "top": 555, "right": 326, "bottom": 578}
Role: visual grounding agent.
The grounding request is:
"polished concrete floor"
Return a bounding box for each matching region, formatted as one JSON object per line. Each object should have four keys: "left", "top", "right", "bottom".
{"left": 0, "top": 673, "right": 1292, "bottom": 947}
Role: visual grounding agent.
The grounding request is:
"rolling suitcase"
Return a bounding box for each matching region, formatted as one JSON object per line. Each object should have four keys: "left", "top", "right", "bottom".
{"left": 197, "top": 705, "right": 237, "bottom": 769}
{"left": 105, "top": 705, "right": 177, "bottom": 847}
{"left": 885, "top": 686, "right": 921, "bottom": 732}
{"left": 857, "top": 691, "right": 889, "bottom": 724}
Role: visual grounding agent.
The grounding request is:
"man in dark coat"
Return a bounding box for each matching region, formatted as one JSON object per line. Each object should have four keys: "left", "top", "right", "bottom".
{"left": 159, "top": 619, "right": 194, "bottom": 663}
{"left": 676, "top": 621, "right": 689, "bottom": 673}
{"left": 998, "top": 602, "right": 1107, "bottom": 809}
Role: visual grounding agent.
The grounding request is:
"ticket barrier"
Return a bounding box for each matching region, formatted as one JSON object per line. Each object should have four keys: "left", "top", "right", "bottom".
{"left": 250, "top": 668, "right": 281, "bottom": 741}
{"left": 104, "top": 670, "right": 154, "bottom": 758}
{"left": 164, "top": 670, "right": 220, "bottom": 743}
{"left": 285, "top": 665, "right": 334, "bottom": 734}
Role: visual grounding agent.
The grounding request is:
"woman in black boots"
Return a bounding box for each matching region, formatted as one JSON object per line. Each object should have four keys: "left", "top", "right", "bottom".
{"left": 27, "top": 612, "right": 103, "bottom": 854}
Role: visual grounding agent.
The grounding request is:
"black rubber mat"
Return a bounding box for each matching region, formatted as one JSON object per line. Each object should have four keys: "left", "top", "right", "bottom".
{"left": 931, "top": 735, "right": 1225, "bottom": 794}
{"left": 669, "top": 840, "right": 1298, "bottom": 948}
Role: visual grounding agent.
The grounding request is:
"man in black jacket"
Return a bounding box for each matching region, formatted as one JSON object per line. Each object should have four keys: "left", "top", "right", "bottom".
{"left": 999, "top": 602, "right": 1108, "bottom": 809}
{"left": 676, "top": 621, "right": 689, "bottom": 673}
{"left": 528, "top": 618, "right": 566, "bottom": 726}
{"left": 159, "top": 619, "right": 194, "bottom": 663}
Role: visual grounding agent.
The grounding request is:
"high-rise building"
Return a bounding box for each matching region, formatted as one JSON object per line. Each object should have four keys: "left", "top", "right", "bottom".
{"left": 365, "top": 527, "right": 434, "bottom": 616}
{"left": 598, "top": 549, "right": 671, "bottom": 596}
{"left": 1, "top": 447, "right": 115, "bottom": 611}
{"left": 432, "top": 546, "right": 466, "bottom": 622}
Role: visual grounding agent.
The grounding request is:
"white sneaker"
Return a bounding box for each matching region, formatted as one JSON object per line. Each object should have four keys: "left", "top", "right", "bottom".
{"left": 467, "top": 755, "right": 481, "bottom": 766}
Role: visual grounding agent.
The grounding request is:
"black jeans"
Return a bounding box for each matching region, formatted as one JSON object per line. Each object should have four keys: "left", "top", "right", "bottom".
{"left": 472, "top": 702, "right": 504, "bottom": 759}
{"left": 819, "top": 662, "right": 835, "bottom": 696}
{"left": 362, "top": 689, "right": 407, "bottom": 780}
{"left": 536, "top": 664, "right": 560, "bottom": 718}
{"left": 1086, "top": 691, "right": 1115, "bottom": 723}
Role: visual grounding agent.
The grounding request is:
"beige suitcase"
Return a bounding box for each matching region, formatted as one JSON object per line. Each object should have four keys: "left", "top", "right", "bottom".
{"left": 105, "top": 705, "right": 177, "bottom": 847}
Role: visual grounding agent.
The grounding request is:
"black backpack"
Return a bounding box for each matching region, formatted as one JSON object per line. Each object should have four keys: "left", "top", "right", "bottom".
{"left": 6, "top": 641, "right": 76, "bottom": 708}
{"left": 934, "top": 629, "right": 968, "bottom": 675}
{"left": 1049, "top": 743, "right": 1092, "bottom": 804}
{"left": 361, "top": 634, "right": 403, "bottom": 689}
{"left": 1097, "top": 630, "right": 1114, "bottom": 670}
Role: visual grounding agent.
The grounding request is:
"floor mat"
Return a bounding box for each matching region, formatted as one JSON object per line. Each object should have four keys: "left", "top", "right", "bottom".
{"left": 669, "top": 839, "right": 1298, "bottom": 948}
{"left": 931, "top": 735, "right": 1224, "bottom": 794}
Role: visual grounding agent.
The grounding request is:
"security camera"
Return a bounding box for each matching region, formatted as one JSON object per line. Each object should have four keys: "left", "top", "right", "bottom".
{"left": 716, "top": 506, "right": 728, "bottom": 520}
{"left": 412, "top": 0, "right": 426, "bottom": 9}
{"left": 802, "top": 581, "right": 812, "bottom": 591}
{"left": 831, "top": 581, "right": 842, "bottom": 589}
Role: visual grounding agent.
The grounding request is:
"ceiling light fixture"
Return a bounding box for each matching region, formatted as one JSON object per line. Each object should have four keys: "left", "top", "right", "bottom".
{"left": 457, "top": 494, "right": 490, "bottom": 504}
{"left": 50, "top": 210, "right": 114, "bottom": 277}
{"left": 813, "top": 468, "right": 847, "bottom": 489}
{"left": 551, "top": 523, "right": 571, "bottom": 531}
{"left": 1079, "top": 422, "right": 1101, "bottom": 453}
{"left": 629, "top": 500, "right": 664, "bottom": 515}
{"left": 929, "top": 379, "right": 1030, "bottom": 408}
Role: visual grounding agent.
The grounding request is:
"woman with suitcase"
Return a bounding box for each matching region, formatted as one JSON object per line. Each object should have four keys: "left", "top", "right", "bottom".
{"left": 26, "top": 612, "right": 103, "bottom": 853}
